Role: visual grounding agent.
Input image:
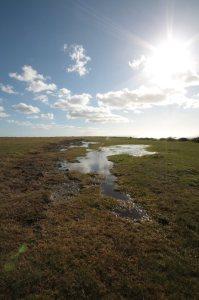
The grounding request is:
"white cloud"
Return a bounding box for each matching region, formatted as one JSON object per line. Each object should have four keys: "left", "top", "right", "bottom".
{"left": 129, "top": 55, "right": 146, "bottom": 70}
{"left": 46, "top": 90, "right": 55, "bottom": 95}
{"left": 0, "top": 84, "right": 16, "bottom": 94}
{"left": 27, "top": 80, "right": 56, "bottom": 93}
{"left": 63, "top": 44, "right": 68, "bottom": 52}
{"left": 9, "top": 65, "right": 44, "bottom": 82}
{"left": 40, "top": 113, "right": 54, "bottom": 120}
{"left": 7, "top": 119, "right": 49, "bottom": 129}
{"left": 55, "top": 90, "right": 92, "bottom": 109}
{"left": 96, "top": 84, "right": 199, "bottom": 110}
{"left": 6, "top": 119, "right": 70, "bottom": 130}
{"left": 180, "top": 71, "right": 199, "bottom": 87}
{"left": 97, "top": 87, "right": 166, "bottom": 109}
{"left": 67, "top": 105, "right": 129, "bottom": 123}
{"left": 0, "top": 106, "right": 9, "bottom": 118}
{"left": 13, "top": 102, "right": 40, "bottom": 114}
{"left": 58, "top": 88, "right": 71, "bottom": 98}
{"left": 31, "top": 123, "right": 72, "bottom": 130}
{"left": 129, "top": 52, "right": 199, "bottom": 91}
{"left": 9, "top": 65, "right": 56, "bottom": 93}
{"left": 102, "top": 48, "right": 199, "bottom": 111}
{"left": 103, "top": 38, "right": 199, "bottom": 106}
{"left": 34, "top": 94, "right": 48, "bottom": 103}
{"left": 54, "top": 89, "right": 128, "bottom": 123}
{"left": 26, "top": 115, "right": 40, "bottom": 119}
{"left": 7, "top": 119, "right": 32, "bottom": 126}
{"left": 31, "top": 123, "right": 55, "bottom": 130}
{"left": 27, "top": 112, "right": 54, "bottom": 120}
{"left": 66, "top": 45, "right": 91, "bottom": 76}
{"left": 69, "top": 93, "right": 91, "bottom": 105}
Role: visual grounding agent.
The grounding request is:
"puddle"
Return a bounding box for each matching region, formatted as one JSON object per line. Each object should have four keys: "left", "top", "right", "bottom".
{"left": 59, "top": 144, "right": 155, "bottom": 221}
{"left": 60, "top": 141, "right": 98, "bottom": 151}
{"left": 70, "top": 141, "right": 98, "bottom": 148}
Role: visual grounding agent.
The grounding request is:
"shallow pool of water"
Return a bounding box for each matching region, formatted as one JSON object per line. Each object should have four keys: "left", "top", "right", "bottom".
{"left": 60, "top": 141, "right": 98, "bottom": 151}
{"left": 60, "top": 144, "right": 155, "bottom": 220}
{"left": 60, "top": 144, "right": 154, "bottom": 175}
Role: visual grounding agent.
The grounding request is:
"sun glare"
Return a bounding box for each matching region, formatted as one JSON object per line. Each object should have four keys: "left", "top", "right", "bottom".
{"left": 145, "top": 38, "right": 194, "bottom": 87}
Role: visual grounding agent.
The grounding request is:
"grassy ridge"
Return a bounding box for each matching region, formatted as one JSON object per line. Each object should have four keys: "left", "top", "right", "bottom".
{"left": 0, "top": 137, "right": 198, "bottom": 298}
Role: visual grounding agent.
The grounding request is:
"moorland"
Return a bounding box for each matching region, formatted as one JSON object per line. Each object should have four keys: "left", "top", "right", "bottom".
{"left": 0, "top": 137, "right": 198, "bottom": 299}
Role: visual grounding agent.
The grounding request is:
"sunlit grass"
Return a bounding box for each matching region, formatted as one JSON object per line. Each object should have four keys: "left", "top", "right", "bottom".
{"left": 0, "top": 137, "right": 198, "bottom": 298}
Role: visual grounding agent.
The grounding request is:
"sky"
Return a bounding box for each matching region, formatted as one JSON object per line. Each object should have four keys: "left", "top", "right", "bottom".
{"left": 0, "top": 0, "right": 199, "bottom": 137}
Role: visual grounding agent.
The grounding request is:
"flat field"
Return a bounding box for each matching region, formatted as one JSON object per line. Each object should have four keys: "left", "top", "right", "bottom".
{"left": 0, "top": 137, "right": 198, "bottom": 299}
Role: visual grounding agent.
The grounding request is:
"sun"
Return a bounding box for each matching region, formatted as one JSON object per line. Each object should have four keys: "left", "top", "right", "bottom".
{"left": 144, "top": 37, "right": 194, "bottom": 88}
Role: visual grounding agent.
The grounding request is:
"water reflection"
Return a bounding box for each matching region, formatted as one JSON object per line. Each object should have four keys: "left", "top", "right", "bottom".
{"left": 61, "top": 144, "right": 154, "bottom": 176}
{"left": 60, "top": 141, "right": 98, "bottom": 151}
{"left": 60, "top": 144, "right": 155, "bottom": 220}
{"left": 64, "top": 150, "right": 113, "bottom": 175}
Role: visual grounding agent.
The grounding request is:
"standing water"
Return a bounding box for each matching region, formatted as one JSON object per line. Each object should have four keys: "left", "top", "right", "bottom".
{"left": 60, "top": 143, "right": 155, "bottom": 220}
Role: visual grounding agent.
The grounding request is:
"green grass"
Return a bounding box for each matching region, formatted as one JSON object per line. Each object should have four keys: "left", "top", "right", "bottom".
{"left": 0, "top": 137, "right": 198, "bottom": 299}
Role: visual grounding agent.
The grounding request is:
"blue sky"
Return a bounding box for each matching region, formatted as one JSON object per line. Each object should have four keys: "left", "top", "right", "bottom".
{"left": 0, "top": 0, "right": 199, "bottom": 137}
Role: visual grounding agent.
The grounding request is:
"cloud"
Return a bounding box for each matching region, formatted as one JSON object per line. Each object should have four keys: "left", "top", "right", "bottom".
{"left": 34, "top": 94, "right": 48, "bottom": 103}
{"left": 127, "top": 45, "right": 199, "bottom": 110}
{"left": 129, "top": 53, "right": 199, "bottom": 91}
{"left": 54, "top": 89, "right": 128, "bottom": 123}
{"left": 129, "top": 55, "right": 146, "bottom": 70}
{"left": 58, "top": 88, "right": 71, "bottom": 98}
{"left": 7, "top": 119, "right": 49, "bottom": 129}
{"left": 63, "top": 44, "right": 68, "bottom": 52}
{"left": 0, "top": 84, "right": 16, "bottom": 94}
{"left": 27, "top": 80, "right": 56, "bottom": 93}
{"left": 7, "top": 119, "right": 55, "bottom": 130}
{"left": 0, "top": 106, "right": 9, "bottom": 118}
{"left": 67, "top": 105, "right": 129, "bottom": 123}
{"left": 31, "top": 123, "right": 93, "bottom": 132}
{"left": 97, "top": 84, "right": 199, "bottom": 110}
{"left": 31, "top": 123, "right": 55, "bottom": 130}
{"left": 9, "top": 65, "right": 56, "bottom": 93}
{"left": 9, "top": 65, "right": 44, "bottom": 82}
{"left": 7, "top": 119, "right": 32, "bottom": 126}
{"left": 27, "top": 112, "right": 54, "bottom": 120}
{"left": 26, "top": 115, "right": 40, "bottom": 119}
{"left": 66, "top": 45, "right": 91, "bottom": 76}
{"left": 97, "top": 87, "right": 166, "bottom": 109}
{"left": 179, "top": 71, "right": 199, "bottom": 87}
{"left": 54, "top": 90, "right": 92, "bottom": 109}
{"left": 7, "top": 119, "right": 76, "bottom": 131}
{"left": 31, "top": 123, "right": 73, "bottom": 130}
{"left": 40, "top": 113, "right": 54, "bottom": 120}
{"left": 13, "top": 102, "right": 40, "bottom": 114}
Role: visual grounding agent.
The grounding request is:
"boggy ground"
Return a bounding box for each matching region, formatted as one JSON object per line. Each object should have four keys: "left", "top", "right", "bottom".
{"left": 0, "top": 137, "right": 198, "bottom": 299}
